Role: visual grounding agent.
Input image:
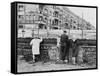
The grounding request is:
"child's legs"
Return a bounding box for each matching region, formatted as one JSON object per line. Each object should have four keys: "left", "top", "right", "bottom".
{"left": 32, "top": 54, "right": 35, "bottom": 62}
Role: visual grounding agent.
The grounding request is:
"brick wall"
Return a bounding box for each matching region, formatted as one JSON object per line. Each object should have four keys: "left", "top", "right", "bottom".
{"left": 82, "top": 46, "right": 96, "bottom": 65}
{"left": 17, "top": 38, "right": 96, "bottom": 65}
{"left": 17, "top": 38, "right": 57, "bottom": 61}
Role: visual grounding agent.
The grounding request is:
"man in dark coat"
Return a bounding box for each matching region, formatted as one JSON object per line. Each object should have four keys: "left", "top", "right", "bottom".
{"left": 60, "top": 30, "right": 69, "bottom": 62}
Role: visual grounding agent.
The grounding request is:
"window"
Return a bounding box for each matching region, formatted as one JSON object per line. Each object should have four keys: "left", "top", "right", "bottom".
{"left": 40, "top": 11, "right": 42, "bottom": 14}
{"left": 18, "top": 15, "right": 24, "bottom": 19}
{"left": 70, "top": 19, "right": 73, "bottom": 22}
{"left": 45, "top": 17, "right": 47, "bottom": 20}
{"left": 53, "top": 6, "right": 56, "bottom": 9}
{"left": 44, "top": 9, "right": 48, "bottom": 14}
{"left": 73, "top": 26, "right": 76, "bottom": 29}
{"left": 52, "top": 27, "right": 59, "bottom": 29}
{"left": 53, "top": 11, "right": 59, "bottom": 17}
{"left": 73, "top": 20, "right": 76, "bottom": 23}
{"left": 19, "top": 5, "right": 24, "bottom": 8}
{"left": 18, "top": 5, "right": 24, "bottom": 11}
{"left": 18, "top": 25, "right": 23, "bottom": 29}
{"left": 39, "top": 16, "right": 43, "bottom": 21}
{"left": 53, "top": 19, "right": 59, "bottom": 25}
{"left": 39, "top": 24, "right": 46, "bottom": 29}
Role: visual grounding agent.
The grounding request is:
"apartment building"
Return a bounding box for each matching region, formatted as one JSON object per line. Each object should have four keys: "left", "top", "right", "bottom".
{"left": 17, "top": 4, "right": 95, "bottom": 30}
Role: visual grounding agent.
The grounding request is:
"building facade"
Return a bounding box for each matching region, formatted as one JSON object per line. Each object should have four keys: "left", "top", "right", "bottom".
{"left": 17, "top": 4, "right": 95, "bottom": 30}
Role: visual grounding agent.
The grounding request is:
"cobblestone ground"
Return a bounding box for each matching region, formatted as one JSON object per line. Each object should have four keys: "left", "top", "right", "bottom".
{"left": 17, "top": 56, "right": 96, "bottom": 73}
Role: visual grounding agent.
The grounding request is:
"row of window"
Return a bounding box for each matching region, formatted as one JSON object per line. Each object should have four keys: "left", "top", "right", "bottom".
{"left": 18, "top": 15, "right": 78, "bottom": 29}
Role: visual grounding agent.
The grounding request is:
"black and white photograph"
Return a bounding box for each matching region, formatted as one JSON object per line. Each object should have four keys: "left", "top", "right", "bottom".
{"left": 11, "top": 2, "right": 97, "bottom": 73}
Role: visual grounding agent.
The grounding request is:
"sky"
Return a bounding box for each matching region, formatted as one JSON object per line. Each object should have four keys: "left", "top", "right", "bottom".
{"left": 68, "top": 7, "right": 96, "bottom": 28}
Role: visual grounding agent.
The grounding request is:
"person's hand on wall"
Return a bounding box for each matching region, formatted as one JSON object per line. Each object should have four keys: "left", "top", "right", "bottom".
{"left": 57, "top": 43, "right": 60, "bottom": 48}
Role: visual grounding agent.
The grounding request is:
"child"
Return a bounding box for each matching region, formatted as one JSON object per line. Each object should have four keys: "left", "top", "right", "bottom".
{"left": 30, "top": 37, "right": 43, "bottom": 63}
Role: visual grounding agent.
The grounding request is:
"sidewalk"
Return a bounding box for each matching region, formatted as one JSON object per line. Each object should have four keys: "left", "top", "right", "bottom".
{"left": 17, "top": 58, "right": 96, "bottom": 73}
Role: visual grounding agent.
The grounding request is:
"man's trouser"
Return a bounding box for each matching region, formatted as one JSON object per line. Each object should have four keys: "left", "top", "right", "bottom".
{"left": 60, "top": 44, "right": 68, "bottom": 61}
{"left": 69, "top": 48, "right": 73, "bottom": 63}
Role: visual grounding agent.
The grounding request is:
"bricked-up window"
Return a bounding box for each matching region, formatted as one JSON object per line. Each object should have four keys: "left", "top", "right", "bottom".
{"left": 49, "top": 11, "right": 52, "bottom": 15}
{"left": 59, "top": 15, "right": 62, "bottom": 20}
{"left": 65, "top": 18, "right": 68, "bottom": 22}
{"left": 34, "top": 15, "right": 38, "bottom": 21}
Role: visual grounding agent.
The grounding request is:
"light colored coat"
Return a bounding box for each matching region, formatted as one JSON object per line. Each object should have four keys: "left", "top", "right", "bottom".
{"left": 30, "top": 38, "right": 42, "bottom": 55}
{"left": 77, "top": 46, "right": 85, "bottom": 63}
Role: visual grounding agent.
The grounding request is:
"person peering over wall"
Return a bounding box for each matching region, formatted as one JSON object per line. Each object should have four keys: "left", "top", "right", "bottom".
{"left": 30, "top": 37, "right": 43, "bottom": 63}
{"left": 72, "top": 39, "right": 85, "bottom": 65}
{"left": 60, "top": 30, "right": 69, "bottom": 63}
